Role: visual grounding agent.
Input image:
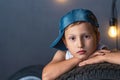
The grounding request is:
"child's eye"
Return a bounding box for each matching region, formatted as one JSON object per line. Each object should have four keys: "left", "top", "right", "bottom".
{"left": 69, "top": 36, "right": 75, "bottom": 41}
{"left": 84, "top": 35, "right": 91, "bottom": 39}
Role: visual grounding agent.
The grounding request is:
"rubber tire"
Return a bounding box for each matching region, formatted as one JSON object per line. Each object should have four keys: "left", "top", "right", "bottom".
{"left": 8, "top": 65, "right": 44, "bottom": 80}
{"left": 57, "top": 63, "right": 120, "bottom": 80}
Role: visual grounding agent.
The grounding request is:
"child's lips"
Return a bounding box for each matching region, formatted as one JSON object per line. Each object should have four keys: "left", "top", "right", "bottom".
{"left": 77, "top": 50, "right": 86, "bottom": 55}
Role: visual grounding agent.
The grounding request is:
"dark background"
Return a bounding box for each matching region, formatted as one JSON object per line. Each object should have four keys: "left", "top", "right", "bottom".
{"left": 0, "top": 0, "right": 120, "bottom": 79}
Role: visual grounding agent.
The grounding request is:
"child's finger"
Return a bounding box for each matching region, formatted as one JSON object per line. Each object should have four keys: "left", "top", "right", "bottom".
{"left": 79, "top": 56, "right": 104, "bottom": 66}
{"left": 89, "top": 51, "right": 104, "bottom": 58}
{"left": 89, "top": 49, "right": 111, "bottom": 58}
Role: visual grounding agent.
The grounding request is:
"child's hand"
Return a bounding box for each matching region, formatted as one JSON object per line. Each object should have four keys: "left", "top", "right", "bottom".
{"left": 79, "top": 49, "right": 111, "bottom": 66}
{"left": 89, "top": 49, "right": 111, "bottom": 58}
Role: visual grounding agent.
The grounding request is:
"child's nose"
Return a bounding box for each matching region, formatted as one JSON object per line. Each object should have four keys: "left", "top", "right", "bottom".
{"left": 77, "top": 38, "right": 84, "bottom": 48}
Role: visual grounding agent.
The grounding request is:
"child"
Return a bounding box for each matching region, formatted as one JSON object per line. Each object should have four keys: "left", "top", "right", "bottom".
{"left": 42, "top": 8, "right": 120, "bottom": 80}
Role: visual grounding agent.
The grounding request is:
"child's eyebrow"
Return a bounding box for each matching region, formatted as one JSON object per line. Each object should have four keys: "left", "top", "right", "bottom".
{"left": 82, "top": 32, "right": 94, "bottom": 35}
{"left": 66, "top": 34, "right": 75, "bottom": 36}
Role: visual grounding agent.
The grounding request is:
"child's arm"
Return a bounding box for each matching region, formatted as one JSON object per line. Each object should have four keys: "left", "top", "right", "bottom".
{"left": 79, "top": 50, "right": 120, "bottom": 66}
{"left": 42, "top": 50, "right": 83, "bottom": 80}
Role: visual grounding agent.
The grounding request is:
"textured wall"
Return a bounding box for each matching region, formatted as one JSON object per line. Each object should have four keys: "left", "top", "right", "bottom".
{"left": 0, "top": 0, "right": 120, "bottom": 79}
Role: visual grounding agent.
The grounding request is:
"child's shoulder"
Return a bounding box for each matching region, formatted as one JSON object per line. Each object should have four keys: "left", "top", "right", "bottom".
{"left": 55, "top": 50, "right": 66, "bottom": 57}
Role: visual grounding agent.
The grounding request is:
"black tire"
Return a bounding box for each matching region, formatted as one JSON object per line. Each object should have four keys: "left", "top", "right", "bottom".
{"left": 57, "top": 63, "right": 120, "bottom": 80}
{"left": 8, "top": 65, "right": 44, "bottom": 80}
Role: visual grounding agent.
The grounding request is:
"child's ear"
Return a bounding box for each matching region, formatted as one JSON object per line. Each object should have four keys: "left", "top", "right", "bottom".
{"left": 62, "top": 37, "right": 66, "bottom": 45}
{"left": 62, "top": 37, "right": 67, "bottom": 48}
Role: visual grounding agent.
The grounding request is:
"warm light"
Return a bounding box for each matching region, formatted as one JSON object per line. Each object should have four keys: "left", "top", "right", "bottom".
{"left": 108, "top": 26, "right": 117, "bottom": 38}
{"left": 55, "top": 0, "right": 68, "bottom": 4}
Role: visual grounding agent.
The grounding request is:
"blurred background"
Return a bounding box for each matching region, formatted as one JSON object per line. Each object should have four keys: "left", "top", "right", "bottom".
{"left": 0, "top": 0, "right": 120, "bottom": 79}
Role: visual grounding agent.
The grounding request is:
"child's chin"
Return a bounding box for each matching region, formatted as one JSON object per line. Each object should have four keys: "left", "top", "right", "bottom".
{"left": 77, "top": 55, "right": 88, "bottom": 60}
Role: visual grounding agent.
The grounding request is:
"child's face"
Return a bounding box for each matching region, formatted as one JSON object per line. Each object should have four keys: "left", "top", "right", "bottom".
{"left": 63, "top": 22, "right": 99, "bottom": 59}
